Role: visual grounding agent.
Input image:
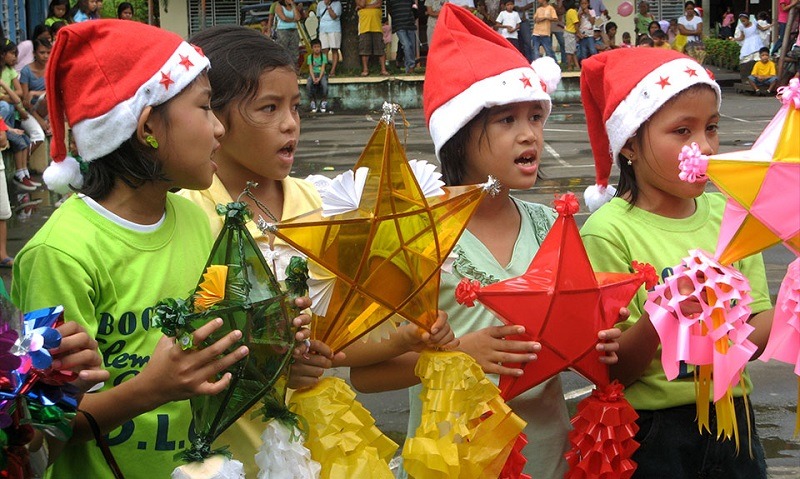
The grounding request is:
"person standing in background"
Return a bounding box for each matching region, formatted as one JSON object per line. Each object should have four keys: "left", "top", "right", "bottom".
{"left": 532, "top": 0, "right": 558, "bottom": 59}
{"left": 317, "top": 0, "right": 342, "bottom": 76}
{"left": 388, "top": 0, "right": 419, "bottom": 73}
{"left": 551, "top": 0, "right": 567, "bottom": 65}
{"left": 634, "top": 1, "right": 654, "bottom": 36}
{"left": 357, "top": 0, "right": 390, "bottom": 76}
{"left": 515, "top": 0, "right": 535, "bottom": 60}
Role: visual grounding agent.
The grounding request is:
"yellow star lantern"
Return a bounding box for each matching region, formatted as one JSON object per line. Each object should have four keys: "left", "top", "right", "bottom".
{"left": 699, "top": 87, "right": 800, "bottom": 264}
{"left": 265, "top": 103, "right": 494, "bottom": 353}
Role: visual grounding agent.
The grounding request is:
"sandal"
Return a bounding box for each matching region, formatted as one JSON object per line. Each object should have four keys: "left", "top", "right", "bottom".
{"left": 0, "top": 257, "right": 14, "bottom": 268}
{"left": 360, "top": 71, "right": 369, "bottom": 77}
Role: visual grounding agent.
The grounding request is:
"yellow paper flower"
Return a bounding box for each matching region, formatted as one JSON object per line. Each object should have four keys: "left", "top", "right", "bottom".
{"left": 194, "top": 265, "right": 228, "bottom": 312}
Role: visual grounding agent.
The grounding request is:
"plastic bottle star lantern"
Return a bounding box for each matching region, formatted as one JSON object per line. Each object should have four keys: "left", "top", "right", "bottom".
{"left": 154, "top": 202, "right": 297, "bottom": 479}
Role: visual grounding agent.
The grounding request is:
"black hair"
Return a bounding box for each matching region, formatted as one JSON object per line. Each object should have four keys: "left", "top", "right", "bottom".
{"left": 49, "top": 21, "right": 68, "bottom": 38}
{"left": 652, "top": 29, "right": 667, "bottom": 40}
{"left": 30, "top": 24, "right": 50, "bottom": 41}
{"left": 0, "top": 39, "right": 18, "bottom": 57}
{"left": 564, "top": 0, "right": 576, "bottom": 9}
{"left": 605, "top": 21, "right": 617, "bottom": 34}
{"left": 637, "top": 35, "right": 654, "bottom": 46}
{"left": 683, "top": 1, "right": 695, "bottom": 8}
{"left": 47, "top": 0, "right": 71, "bottom": 18}
{"left": 117, "top": 2, "right": 133, "bottom": 18}
{"left": 757, "top": 11, "right": 769, "bottom": 20}
{"left": 189, "top": 25, "right": 295, "bottom": 119}
{"left": 310, "top": 38, "right": 322, "bottom": 47}
{"left": 648, "top": 20, "right": 661, "bottom": 33}
{"left": 33, "top": 38, "right": 52, "bottom": 51}
{"left": 438, "top": 109, "right": 493, "bottom": 186}
{"left": 759, "top": 46, "right": 770, "bottom": 55}
{"left": 615, "top": 83, "right": 717, "bottom": 207}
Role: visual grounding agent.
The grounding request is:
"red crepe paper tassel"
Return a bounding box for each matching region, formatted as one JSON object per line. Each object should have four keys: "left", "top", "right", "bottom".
{"left": 498, "top": 432, "right": 531, "bottom": 479}
{"left": 564, "top": 381, "right": 639, "bottom": 479}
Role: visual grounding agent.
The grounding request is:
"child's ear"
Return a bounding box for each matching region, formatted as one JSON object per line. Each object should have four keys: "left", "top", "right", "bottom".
{"left": 136, "top": 106, "right": 154, "bottom": 146}
{"left": 620, "top": 138, "right": 637, "bottom": 161}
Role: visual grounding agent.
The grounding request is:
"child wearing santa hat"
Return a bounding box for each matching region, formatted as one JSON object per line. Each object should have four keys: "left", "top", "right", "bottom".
{"left": 579, "top": 48, "right": 772, "bottom": 477}
{"left": 10, "top": 20, "right": 253, "bottom": 478}
{"left": 349, "top": 5, "right": 622, "bottom": 478}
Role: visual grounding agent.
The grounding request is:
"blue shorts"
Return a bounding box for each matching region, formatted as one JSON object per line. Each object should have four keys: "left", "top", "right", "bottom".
{"left": 5, "top": 129, "right": 30, "bottom": 152}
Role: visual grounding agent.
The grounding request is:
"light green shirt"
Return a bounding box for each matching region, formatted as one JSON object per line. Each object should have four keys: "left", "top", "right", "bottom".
{"left": 403, "top": 198, "right": 570, "bottom": 479}
{"left": 580, "top": 193, "right": 772, "bottom": 410}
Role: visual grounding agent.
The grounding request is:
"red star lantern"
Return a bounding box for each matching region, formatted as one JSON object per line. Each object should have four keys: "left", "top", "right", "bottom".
{"left": 457, "top": 193, "right": 657, "bottom": 401}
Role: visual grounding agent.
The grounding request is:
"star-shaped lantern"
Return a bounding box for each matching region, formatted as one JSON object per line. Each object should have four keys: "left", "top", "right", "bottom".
{"left": 457, "top": 193, "right": 656, "bottom": 401}
{"left": 679, "top": 78, "right": 800, "bottom": 265}
{"left": 264, "top": 102, "right": 494, "bottom": 353}
{"left": 154, "top": 202, "right": 296, "bottom": 473}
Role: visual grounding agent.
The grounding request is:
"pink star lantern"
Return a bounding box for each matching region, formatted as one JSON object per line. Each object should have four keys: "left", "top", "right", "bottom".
{"left": 456, "top": 193, "right": 657, "bottom": 401}
{"left": 679, "top": 77, "right": 800, "bottom": 264}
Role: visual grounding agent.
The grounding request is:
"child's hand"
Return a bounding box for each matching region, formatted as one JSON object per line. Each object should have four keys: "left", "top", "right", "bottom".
{"left": 597, "top": 327, "right": 622, "bottom": 365}
{"left": 50, "top": 322, "right": 109, "bottom": 394}
{"left": 288, "top": 340, "right": 345, "bottom": 390}
{"left": 398, "top": 310, "right": 459, "bottom": 353}
{"left": 139, "top": 318, "right": 249, "bottom": 404}
{"left": 458, "top": 325, "right": 540, "bottom": 377}
{"left": 9, "top": 128, "right": 24, "bottom": 135}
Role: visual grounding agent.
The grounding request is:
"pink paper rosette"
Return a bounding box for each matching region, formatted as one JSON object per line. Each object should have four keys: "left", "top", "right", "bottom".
{"left": 760, "top": 258, "right": 800, "bottom": 375}
{"left": 644, "top": 249, "right": 756, "bottom": 402}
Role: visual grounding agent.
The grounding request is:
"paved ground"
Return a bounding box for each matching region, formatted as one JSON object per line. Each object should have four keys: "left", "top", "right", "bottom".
{"left": 4, "top": 85, "right": 798, "bottom": 475}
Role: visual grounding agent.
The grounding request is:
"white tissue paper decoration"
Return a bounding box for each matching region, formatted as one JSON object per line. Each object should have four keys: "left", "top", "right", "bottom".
{"left": 320, "top": 167, "right": 369, "bottom": 217}
{"left": 256, "top": 421, "right": 321, "bottom": 479}
{"left": 171, "top": 456, "right": 245, "bottom": 479}
{"left": 408, "top": 159, "right": 445, "bottom": 198}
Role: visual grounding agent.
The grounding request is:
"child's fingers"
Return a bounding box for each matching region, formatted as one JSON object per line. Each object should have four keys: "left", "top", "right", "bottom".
{"left": 294, "top": 324, "right": 312, "bottom": 342}
{"left": 494, "top": 338, "right": 541, "bottom": 353}
{"left": 197, "top": 328, "right": 244, "bottom": 362}
{"left": 53, "top": 348, "right": 104, "bottom": 373}
{"left": 598, "top": 352, "right": 619, "bottom": 365}
{"left": 191, "top": 317, "right": 226, "bottom": 343}
{"left": 597, "top": 327, "right": 621, "bottom": 341}
{"left": 487, "top": 325, "right": 527, "bottom": 339}
{"left": 292, "top": 312, "right": 312, "bottom": 329}
{"left": 493, "top": 350, "right": 538, "bottom": 365}
{"left": 294, "top": 296, "right": 312, "bottom": 310}
{"left": 77, "top": 368, "right": 110, "bottom": 389}
{"left": 196, "top": 372, "right": 233, "bottom": 396}
{"left": 481, "top": 360, "right": 525, "bottom": 377}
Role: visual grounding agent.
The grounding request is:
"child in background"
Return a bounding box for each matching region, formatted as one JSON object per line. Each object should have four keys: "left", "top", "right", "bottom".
{"left": 621, "top": 31, "right": 633, "bottom": 47}
{"left": 634, "top": 0, "right": 654, "bottom": 36}
{"left": 306, "top": 38, "right": 329, "bottom": 113}
{"left": 563, "top": 0, "right": 580, "bottom": 69}
{"left": 350, "top": 6, "right": 622, "bottom": 479}
{"left": 592, "top": 25, "right": 609, "bottom": 51}
{"left": 20, "top": 39, "right": 50, "bottom": 138}
{"left": 11, "top": 20, "right": 252, "bottom": 478}
{"left": 637, "top": 34, "right": 653, "bottom": 46}
{"left": 748, "top": 47, "right": 778, "bottom": 95}
{"left": 0, "top": 117, "right": 19, "bottom": 267}
{"left": 576, "top": 0, "right": 596, "bottom": 62}
{"left": 117, "top": 2, "right": 134, "bottom": 19}
{"left": 652, "top": 28, "right": 670, "bottom": 48}
{"left": 667, "top": 18, "right": 679, "bottom": 44}
{"left": 756, "top": 11, "right": 772, "bottom": 48}
{"left": 71, "top": 0, "right": 98, "bottom": 22}
{"left": 495, "top": 0, "right": 522, "bottom": 51}
{"left": 45, "top": 0, "right": 71, "bottom": 26}
{"left": 532, "top": 0, "right": 557, "bottom": 60}
{"left": 602, "top": 20, "right": 618, "bottom": 48}
{"left": 0, "top": 41, "right": 46, "bottom": 186}
{"left": 185, "top": 26, "right": 454, "bottom": 477}
{"left": 580, "top": 48, "right": 772, "bottom": 478}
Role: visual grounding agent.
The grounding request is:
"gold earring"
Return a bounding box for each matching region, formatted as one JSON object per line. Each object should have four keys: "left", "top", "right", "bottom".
{"left": 627, "top": 158, "right": 633, "bottom": 166}
{"left": 145, "top": 135, "right": 159, "bottom": 149}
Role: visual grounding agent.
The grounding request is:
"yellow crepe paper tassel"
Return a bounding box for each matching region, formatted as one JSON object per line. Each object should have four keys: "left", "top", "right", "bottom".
{"left": 194, "top": 265, "right": 228, "bottom": 312}
{"left": 289, "top": 377, "right": 397, "bottom": 479}
{"left": 402, "top": 350, "right": 526, "bottom": 479}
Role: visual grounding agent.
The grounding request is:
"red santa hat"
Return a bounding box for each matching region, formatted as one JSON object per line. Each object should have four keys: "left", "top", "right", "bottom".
{"left": 580, "top": 48, "right": 720, "bottom": 212}
{"left": 424, "top": 4, "right": 561, "bottom": 159}
{"left": 43, "top": 20, "right": 209, "bottom": 194}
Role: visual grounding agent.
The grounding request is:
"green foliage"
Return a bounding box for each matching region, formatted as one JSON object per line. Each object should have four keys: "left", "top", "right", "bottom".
{"left": 704, "top": 38, "right": 741, "bottom": 71}
{"left": 101, "top": 0, "right": 150, "bottom": 22}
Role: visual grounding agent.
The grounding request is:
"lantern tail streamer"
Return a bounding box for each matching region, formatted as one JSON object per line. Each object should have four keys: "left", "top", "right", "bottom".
{"left": 564, "top": 381, "right": 639, "bottom": 479}
{"left": 289, "top": 377, "right": 397, "bottom": 479}
{"left": 402, "top": 350, "right": 525, "bottom": 479}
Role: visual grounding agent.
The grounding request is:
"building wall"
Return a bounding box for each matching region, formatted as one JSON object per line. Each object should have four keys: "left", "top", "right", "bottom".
{"left": 160, "top": 0, "right": 191, "bottom": 38}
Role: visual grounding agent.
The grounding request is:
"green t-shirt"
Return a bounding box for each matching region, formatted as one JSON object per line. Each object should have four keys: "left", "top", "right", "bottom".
{"left": 12, "top": 194, "right": 212, "bottom": 478}
{"left": 306, "top": 53, "right": 328, "bottom": 76}
{"left": 1, "top": 66, "right": 18, "bottom": 90}
{"left": 401, "top": 198, "right": 570, "bottom": 479}
{"left": 580, "top": 193, "right": 772, "bottom": 411}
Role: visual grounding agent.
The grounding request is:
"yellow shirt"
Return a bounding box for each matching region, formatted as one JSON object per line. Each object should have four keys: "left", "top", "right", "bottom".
{"left": 655, "top": 42, "right": 672, "bottom": 49}
{"left": 564, "top": 8, "right": 578, "bottom": 33}
{"left": 358, "top": 2, "right": 383, "bottom": 34}
{"left": 532, "top": 5, "right": 557, "bottom": 36}
{"left": 751, "top": 60, "right": 776, "bottom": 77}
{"left": 178, "top": 174, "right": 322, "bottom": 477}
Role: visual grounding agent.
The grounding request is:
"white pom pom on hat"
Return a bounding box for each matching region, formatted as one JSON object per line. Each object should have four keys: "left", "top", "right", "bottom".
{"left": 43, "top": 20, "right": 209, "bottom": 193}
{"left": 423, "top": 4, "right": 561, "bottom": 160}
{"left": 580, "top": 49, "right": 720, "bottom": 212}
